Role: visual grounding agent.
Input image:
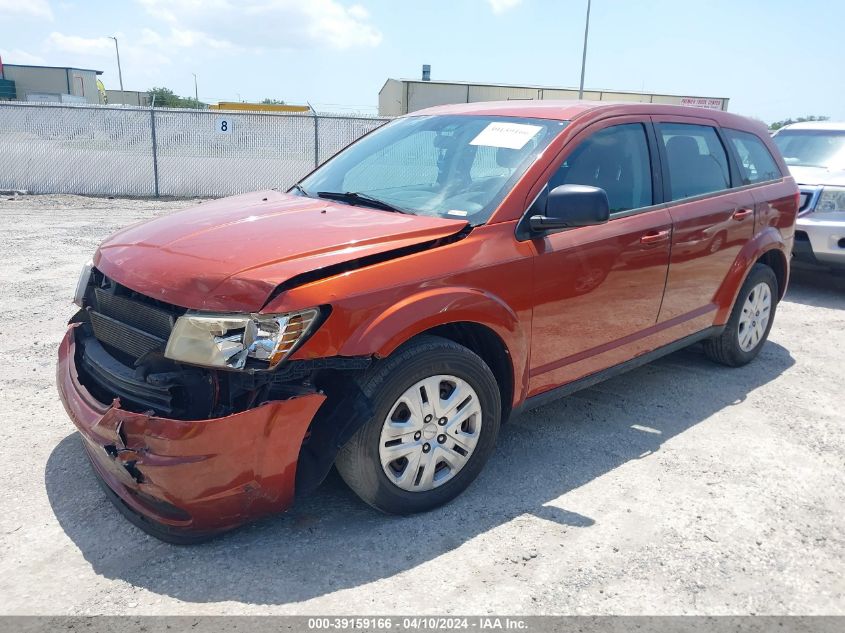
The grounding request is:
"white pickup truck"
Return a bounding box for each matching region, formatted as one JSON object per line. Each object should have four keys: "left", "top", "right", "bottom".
{"left": 772, "top": 122, "right": 845, "bottom": 270}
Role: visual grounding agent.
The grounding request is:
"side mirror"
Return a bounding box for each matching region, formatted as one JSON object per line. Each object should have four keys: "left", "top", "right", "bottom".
{"left": 528, "top": 184, "right": 610, "bottom": 233}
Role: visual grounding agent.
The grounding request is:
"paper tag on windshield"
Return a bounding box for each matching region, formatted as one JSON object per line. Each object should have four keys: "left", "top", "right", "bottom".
{"left": 470, "top": 122, "right": 542, "bottom": 150}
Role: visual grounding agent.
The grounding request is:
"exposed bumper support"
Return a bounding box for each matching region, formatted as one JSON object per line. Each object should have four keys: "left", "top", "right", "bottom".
{"left": 57, "top": 324, "right": 325, "bottom": 541}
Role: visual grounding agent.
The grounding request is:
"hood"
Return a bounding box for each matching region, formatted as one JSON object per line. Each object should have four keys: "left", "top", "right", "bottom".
{"left": 788, "top": 165, "right": 845, "bottom": 187}
{"left": 95, "top": 190, "right": 467, "bottom": 312}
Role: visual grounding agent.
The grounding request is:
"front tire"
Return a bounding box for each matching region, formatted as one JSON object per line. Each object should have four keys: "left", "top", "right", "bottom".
{"left": 335, "top": 335, "right": 501, "bottom": 515}
{"left": 704, "top": 263, "right": 778, "bottom": 367}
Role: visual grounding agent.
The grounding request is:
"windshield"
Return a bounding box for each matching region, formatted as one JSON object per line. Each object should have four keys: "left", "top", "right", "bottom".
{"left": 773, "top": 129, "right": 845, "bottom": 169}
{"left": 296, "top": 115, "right": 567, "bottom": 224}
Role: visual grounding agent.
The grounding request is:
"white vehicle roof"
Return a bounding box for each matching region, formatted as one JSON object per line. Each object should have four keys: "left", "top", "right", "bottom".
{"left": 778, "top": 121, "right": 845, "bottom": 132}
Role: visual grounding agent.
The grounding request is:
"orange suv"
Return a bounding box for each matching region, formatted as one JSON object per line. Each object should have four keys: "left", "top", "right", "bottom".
{"left": 57, "top": 101, "right": 798, "bottom": 542}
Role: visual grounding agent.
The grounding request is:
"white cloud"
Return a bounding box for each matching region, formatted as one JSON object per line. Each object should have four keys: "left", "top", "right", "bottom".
{"left": 0, "top": 48, "right": 46, "bottom": 65}
{"left": 169, "top": 28, "right": 237, "bottom": 51}
{"left": 45, "top": 32, "right": 113, "bottom": 55}
{"left": 45, "top": 31, "right": 173, "bottom": 85}
{"left": 137, "top": 0, "right": 382, "bottom": 50}
{"left": 0, "top": 0, "right": 53, "bottom": 20}
{"left": 486, "top": 0, "right": 523, "bottom": 14}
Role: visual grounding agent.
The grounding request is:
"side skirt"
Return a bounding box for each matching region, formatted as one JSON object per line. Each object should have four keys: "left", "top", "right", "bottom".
{"left": 514, "top": 326, "right": 723, "bottom": 415}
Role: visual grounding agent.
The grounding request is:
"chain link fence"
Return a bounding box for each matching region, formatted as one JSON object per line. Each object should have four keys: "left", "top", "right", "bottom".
{"left": 0, "top": 102, "right": 388, "bottom": 197}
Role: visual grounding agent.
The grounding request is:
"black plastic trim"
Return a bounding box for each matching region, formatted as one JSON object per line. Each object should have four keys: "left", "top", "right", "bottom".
{"left": 714, "top": 125, "right": 743, "bottom": 189}
{"left": 513, "top": 326, "right": 722, "bottom": 416}
{"left": 78, "top": 334, "right": 174, "bottom": 414}
{"left": 644, "top": 118, "right": 666, "bottom": 205}
{"left": 791, "top": 233, "right": 820, "bottom": 265}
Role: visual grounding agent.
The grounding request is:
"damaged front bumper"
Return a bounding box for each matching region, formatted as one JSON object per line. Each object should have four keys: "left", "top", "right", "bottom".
{"left": 56, "top": 324, "right": 325, "bottom": 542}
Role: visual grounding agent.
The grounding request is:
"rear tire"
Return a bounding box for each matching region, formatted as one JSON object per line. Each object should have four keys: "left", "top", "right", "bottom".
{"left": 335, "top": 335, "right": 501, "bottom": 515}
{"left": 704, "top": 263, "right": 778, "bottom": 367}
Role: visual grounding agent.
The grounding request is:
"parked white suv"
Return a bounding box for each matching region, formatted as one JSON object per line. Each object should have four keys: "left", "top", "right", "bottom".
{"left": 773, "top": 122, "right": 845, "bottom": 270}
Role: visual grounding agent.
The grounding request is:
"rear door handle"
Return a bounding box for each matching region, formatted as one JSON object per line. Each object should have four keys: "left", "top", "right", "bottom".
{"left": 640, "top": 229, "right": 670, "bottom": 245}
{"left": 733, "top": 208, "right": 753, "bottom": 221}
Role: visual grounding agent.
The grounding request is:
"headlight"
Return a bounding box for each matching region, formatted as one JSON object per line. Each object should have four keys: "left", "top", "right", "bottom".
{"left": 164, "top": 308, "right": 322, "bottom": 371}
{"left": 73, "top": 260, "right": 93, "bottom": 307}
{"left": 817, "top": 186, "right": 845, "bottom": 212}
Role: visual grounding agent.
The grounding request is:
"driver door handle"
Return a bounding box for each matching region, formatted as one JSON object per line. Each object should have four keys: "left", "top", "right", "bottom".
{"left": 733, "top": 208, "right": 753, "bottom": 221}
{"left": 640, "top": 229, "right": 670, "bottom": 245}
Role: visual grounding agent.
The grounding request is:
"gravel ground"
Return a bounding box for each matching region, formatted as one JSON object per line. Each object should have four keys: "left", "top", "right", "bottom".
{"left": 0, "top": 194, "right": 842, "bottom": 616}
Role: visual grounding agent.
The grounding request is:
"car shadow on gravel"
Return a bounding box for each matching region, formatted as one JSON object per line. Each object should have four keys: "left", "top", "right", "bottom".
{"left": 45, "top": 340, "right": 794, "bottom": 605}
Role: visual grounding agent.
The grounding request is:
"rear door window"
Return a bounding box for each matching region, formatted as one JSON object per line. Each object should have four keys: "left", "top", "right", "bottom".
{"left": 549, "top": 123, "right": 653, "bottom": 214}
{"left": 724, "top": 129, "right": 782, "bottom": 184}
{"left": 657, "top": 123, "right": 731, "bottom": 201}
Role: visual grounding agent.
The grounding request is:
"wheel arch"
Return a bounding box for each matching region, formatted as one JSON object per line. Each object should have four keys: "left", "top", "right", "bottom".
{"left": 296, "top": 289, "right": 526, "bottom": 497}
{"left": 756, "top": 248, "right": 788, "bottom": 300}
{"left": 713, "top": 226, "right": 789, "bottom": 323}
{"left": 338, "top": 286, "right": 528, "bottom": 411}
{"left": 422, "top": 322, "right": 514, "bottom": 423}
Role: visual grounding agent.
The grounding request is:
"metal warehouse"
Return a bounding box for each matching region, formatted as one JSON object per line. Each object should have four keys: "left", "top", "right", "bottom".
{"left": 0, "top": 63, "right": 103, "bottom": 104}
{"left": 379, "top": 77, "right": 729, "bottom": 116}
{"left": 106, "top": 89, "right": 150, "bottom": 107}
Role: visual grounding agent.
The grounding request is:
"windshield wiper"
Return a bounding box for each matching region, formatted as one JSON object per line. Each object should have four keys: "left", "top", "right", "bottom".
{"left": 316, "top": 191, "right": 409, "bottom": 214}
{"left": 290, "top": 183, "right": 311, "bottom": 197}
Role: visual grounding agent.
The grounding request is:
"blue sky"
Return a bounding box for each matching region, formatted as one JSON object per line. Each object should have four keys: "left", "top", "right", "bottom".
{"left": 1, "top": 0, "right": 842, "bottom": 122}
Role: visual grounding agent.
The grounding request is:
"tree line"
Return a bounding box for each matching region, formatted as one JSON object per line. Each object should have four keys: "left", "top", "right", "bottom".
{"left": 142, "top": 87, "right": 286, "bottom": 108}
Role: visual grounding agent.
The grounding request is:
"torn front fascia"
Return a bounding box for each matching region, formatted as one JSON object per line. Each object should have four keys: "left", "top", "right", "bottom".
{"left": 232, "top": 356, "right": 373, "bottom": 389}
{"left": 295, "top": 372, "right": 375, "bottom": 497}
{"left": 58, "top": 326, "right": 329, "bottom": 537}
{"left": 70, "top": 308, "right": 373, "bottom": 422}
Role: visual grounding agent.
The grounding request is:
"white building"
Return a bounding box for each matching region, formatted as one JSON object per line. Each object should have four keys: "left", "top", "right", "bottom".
{"left": 379, "top": 77, "right": 729, "bottom": 117}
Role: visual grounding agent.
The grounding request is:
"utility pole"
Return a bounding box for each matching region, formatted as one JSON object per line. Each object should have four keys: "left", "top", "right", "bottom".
{"left": 192, "top": 73, "right": 199, "bottom": 108}
{"left": 108, "top": 37, "right": 124, "bottom": 101}
{"left": 578, "top": 0, "right": 591, "bottom": 100}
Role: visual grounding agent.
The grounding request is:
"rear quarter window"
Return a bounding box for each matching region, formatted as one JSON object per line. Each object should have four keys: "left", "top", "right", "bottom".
{"left": 725, "top": 129, "right": 782, "bottom": 184}
{"left": 657, "top": 123, "right": 731, "bottom": 201}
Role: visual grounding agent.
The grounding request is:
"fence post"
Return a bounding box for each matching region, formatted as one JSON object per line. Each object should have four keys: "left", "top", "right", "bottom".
{"left": 309, "top": 103, "right": 319, "bottom": 169}
{"left": 149, "top": 107, "right": 160, "bottom": 197}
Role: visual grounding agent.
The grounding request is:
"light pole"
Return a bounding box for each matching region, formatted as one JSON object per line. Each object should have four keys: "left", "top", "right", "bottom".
{"left": 578, "top": 0, "right": 591, "bottom": 100}
{"left": 108, "top": 36, "right": 124, "bottom": 101}
{"left": 192, "top": 73, "right": 199, "bottom": 108}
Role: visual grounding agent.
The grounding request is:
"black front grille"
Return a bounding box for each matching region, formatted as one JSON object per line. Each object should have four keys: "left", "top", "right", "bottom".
{"left": 94, "top": 287, "right": 175, "bottom": 339}
{"left": 75, "top": 271, "right": 216, "bottom": 419}
{"left": 89, "top": 310, "right": 167, "bottom": 359}
{"left": 86, "top": 273, "right": 182, "bottom": 360}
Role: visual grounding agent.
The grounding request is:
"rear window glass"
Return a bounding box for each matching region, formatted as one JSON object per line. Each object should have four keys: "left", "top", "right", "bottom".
{"left": 657, "top": 123, "right": 731, "bottom": 201}
{"left": 725, "top": 129, "right": 781, "bottom": 184}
